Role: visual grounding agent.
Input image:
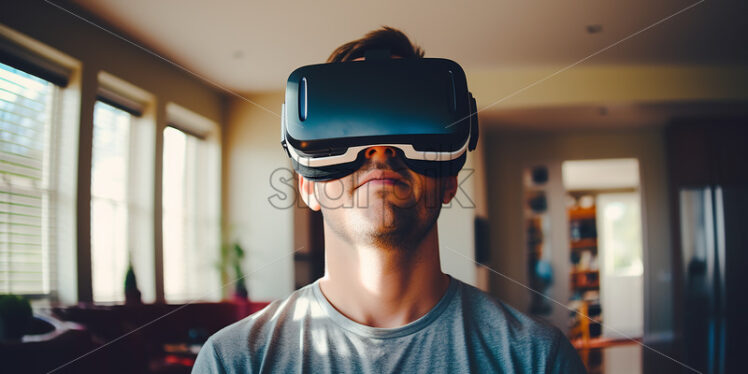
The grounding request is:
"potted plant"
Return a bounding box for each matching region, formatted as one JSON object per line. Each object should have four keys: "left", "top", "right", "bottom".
{"left": 124, "top": 262, "right": 143, "bottom": 305}
{"left": 218, "top": 242, "right": 249, "bottom": 301}
{"left": 0, "top": 294, "right": 32, "bottom": 341}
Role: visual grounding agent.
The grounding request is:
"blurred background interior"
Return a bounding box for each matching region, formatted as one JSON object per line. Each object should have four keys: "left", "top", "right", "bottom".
{"left": 0, "top": 1, "right": 746, "bottom": 373}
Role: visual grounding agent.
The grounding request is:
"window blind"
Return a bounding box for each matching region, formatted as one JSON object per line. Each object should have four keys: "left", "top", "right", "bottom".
{"left": 0, "top": 62, "right": 57, "bottom": 295}
{"left": 97, "top": 86, "right": 145, "bottom": 117}
{"left": 0, "top": 37, "right": 71, "bottom": 88}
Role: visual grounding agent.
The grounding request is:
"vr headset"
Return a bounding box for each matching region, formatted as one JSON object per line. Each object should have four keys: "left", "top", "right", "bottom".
{"left": 281, "top": 49, "right": 478, "bottom": 181}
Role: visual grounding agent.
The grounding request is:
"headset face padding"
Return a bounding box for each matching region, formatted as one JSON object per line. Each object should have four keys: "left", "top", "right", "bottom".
{"left": 292, "top": 148, "right": 467, "bottom": 182}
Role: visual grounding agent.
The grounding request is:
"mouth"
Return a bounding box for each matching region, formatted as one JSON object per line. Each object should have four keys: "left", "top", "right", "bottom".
{"left": 355, "top": 170, "right": 408, "bottom": 189}
{"left": 364, "top": 178, "right": 400, "bottom": 186}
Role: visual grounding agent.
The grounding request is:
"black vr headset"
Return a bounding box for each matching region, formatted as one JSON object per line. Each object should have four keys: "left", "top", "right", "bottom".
{"left": 281, "top": 49, "right": 478, "bottom": 181}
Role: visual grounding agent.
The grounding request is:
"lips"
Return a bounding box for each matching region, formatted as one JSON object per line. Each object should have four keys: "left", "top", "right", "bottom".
{"left": 355, "top": 169, "right": 407, "bottom": 189}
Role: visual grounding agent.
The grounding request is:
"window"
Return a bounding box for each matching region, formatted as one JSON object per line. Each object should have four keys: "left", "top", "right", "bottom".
{"left": 162, "top": 120, "right": 221, "bottom": 302}
{"left": 2, "top": 26, "right": 224, "bottom": 304}
{"left": 90, "top": 101, "right": 130, "bottom": 302}
{"left": 0, "top": 62, "right": 59, "bottom": 294}
{"left": 598, "top": 192, "right": 644, "bottom": 276}
{"left": 90, "top": 100, "right": 154, "bottom": 303}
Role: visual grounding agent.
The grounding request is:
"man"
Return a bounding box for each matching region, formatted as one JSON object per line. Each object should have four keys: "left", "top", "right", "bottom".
{"left": 193, "top": 27, "right": 586, "bottom": 373}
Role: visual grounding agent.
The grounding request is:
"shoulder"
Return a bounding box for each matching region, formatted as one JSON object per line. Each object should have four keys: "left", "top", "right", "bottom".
{"left": 192, "top": 284, "right": 315, "bottom": 374}
{"left": 455, "top": 280, "right": 586, "bottom": 373}
{"left": 458, "top": 280, "right": 558, "bottom": 340}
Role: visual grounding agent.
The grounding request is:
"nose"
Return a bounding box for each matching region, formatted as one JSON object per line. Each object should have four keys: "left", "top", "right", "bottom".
{"left": 364, "top": 146, "right": 397, "bottom": 163}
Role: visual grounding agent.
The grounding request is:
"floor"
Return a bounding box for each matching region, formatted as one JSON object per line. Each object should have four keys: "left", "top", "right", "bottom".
{"left": 600, "top": 344, "right": 641, "bottom": 374}
{"left": 578, "top": 340, "right": 642, "bottom": 374}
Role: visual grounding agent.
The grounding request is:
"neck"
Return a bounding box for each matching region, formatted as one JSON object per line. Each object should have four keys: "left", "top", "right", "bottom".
{"left": 318, "top": 222, "right": 451, "bottom": 328}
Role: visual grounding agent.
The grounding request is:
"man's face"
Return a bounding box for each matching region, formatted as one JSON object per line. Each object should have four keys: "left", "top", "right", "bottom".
{"left": 300, "top": 146, "right": 457, "bottom": 250}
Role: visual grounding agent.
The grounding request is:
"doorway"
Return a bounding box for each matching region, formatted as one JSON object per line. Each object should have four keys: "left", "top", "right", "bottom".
{"left": 563, "top": 158, "right": 644, "bottom": 372}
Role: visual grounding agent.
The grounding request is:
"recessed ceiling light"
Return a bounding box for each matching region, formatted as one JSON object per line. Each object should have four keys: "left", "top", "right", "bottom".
{"left": 586, "top": 24, "right": 603, "bottom": 34}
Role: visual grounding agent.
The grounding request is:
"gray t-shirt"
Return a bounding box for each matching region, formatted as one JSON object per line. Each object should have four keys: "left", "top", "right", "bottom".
{"left": 192, "top": 275, "right": 586, "bottom": 373}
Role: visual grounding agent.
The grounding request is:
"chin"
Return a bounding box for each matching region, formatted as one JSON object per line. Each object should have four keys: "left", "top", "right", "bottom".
{"left": 358, "top": 204, "right": 406, "bottom": 229}
{"left": 357, "top": 214, "right": 418, "bottom": 246}
{"left": 365, "top": 230, "right": 417, "bottom": 251}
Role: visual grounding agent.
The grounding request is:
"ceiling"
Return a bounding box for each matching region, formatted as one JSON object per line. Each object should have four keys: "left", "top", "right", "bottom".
{"left": 482, "top": 101, "right": 748, "bottom": 129}
{"left": 68, "top": 0, "right": 747, "bottom": 93}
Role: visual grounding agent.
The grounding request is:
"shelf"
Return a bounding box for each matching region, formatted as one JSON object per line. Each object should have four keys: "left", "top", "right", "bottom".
{"left": 524, "top": 185, "right": 547, "bottom": 192}
{"left": 571, "top": 269, "right": 599, "bottom": 275}
{"left": 571, "top": 270, "right": 600, "bottom": 289}
{"left": 573, "top": 283, "right": 600, "bottom": 290}
{"left": 568, "top": 204, "right": 602, "bottom": 373}
{"left": 571, "top": 337, "right": 641, "bottom": 350}
{"left": 568, "top": 206, "right": 596, "bottom": 220}
{"left": 570, "top": 238, "right": 597, "bottom": 249}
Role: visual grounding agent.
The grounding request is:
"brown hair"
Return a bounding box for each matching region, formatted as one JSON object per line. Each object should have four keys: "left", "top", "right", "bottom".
{"left": 326, "top": 26, "right": 425, "bottom": 63}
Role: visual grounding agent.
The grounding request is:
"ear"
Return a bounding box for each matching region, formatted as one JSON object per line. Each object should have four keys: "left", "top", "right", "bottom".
{"left": 298, "top": 175, "right": 321, "bottom": 211}
{"left": 442, "top": 175, "right": 458, "bottom": 204}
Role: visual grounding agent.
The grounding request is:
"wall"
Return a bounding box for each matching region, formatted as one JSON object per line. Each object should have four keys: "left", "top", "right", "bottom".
{"left": 483, "top": 127, "right": 674, "bottom": 340}
{"left": 467, "top": 65, "right": 748, "bottom": 110}
{"left": 438, "top": 151, "right": 477, "bottom": 286}
{"left": 1, "top": 1, "right": 226, "bottom": 303}
{"left": 224, "top": 92, "right": 295, "bottom": 300}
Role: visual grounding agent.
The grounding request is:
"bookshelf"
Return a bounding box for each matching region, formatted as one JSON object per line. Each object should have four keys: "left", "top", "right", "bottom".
{"left": 567, "top": 201, "right": 603, "bottom": 373}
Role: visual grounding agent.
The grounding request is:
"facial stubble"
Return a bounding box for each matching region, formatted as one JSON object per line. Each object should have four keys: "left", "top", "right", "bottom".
{"left": 322, "top": 175, "right": 443, "bottom": 254}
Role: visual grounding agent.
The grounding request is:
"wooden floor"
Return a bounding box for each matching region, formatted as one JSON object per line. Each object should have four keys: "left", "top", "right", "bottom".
{"left": 575, "top": 339, "right": 642, "bottom": 374}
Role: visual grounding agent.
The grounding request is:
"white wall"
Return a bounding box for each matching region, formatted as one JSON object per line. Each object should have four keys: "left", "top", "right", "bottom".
{"left": 224, "top": 92, "right": 294, "bottom": 300}
{"left": 438, "top": 151, "right": 477, "bottom": 286}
